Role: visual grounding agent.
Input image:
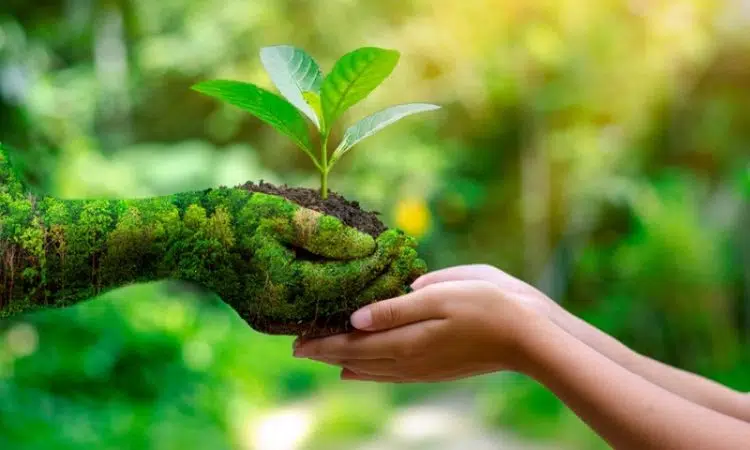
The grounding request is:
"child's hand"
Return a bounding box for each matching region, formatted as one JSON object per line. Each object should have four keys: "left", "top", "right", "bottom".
{"left": 292, "top": 279, "right": 543, "bottom": 382}
{"left": 412, "top": 264, "right": 563, "bottom": 322}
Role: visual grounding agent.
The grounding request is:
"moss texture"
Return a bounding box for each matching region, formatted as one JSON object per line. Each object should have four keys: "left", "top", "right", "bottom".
{"left": 0, "top": 147, "right": 426, "bottom": 337}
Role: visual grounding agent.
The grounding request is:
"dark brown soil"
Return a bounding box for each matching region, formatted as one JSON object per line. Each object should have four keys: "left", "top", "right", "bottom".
{"left": 246, "top": 312, "right": 357, "bottom": 339}
{"left": 238, "top": 181, "right": 387, "bottom": 238}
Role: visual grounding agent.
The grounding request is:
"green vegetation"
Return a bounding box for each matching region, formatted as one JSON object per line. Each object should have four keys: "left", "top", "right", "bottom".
{"left": 1, "top": 1, "right": 749, "bottom": 448}
{"left": 0, "top": 145, "right": 425, "bottom": 335}
{"left": 192, "top": 45, "right": 440, "bottom": 199}
{"left": 0, "top": 280, "right": 341, "bottom": 450}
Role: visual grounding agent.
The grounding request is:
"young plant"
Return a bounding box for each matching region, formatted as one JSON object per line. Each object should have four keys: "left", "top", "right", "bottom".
{"left": 191, "top": 45, "right": 440, "bottom": 199}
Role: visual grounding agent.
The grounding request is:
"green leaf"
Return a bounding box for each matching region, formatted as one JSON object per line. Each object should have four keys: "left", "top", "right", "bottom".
{"left": 191, "top": 80, "right": 315, "bottom": 160}
{"left": 331, "top": 103, "right": 440, "bottom": 164}
{"left": 260, "top": 45, "right": 324, "bottom": 128}
{"left": 321, "top": 47, "right": 400, "bottom": 131}
{"left": 302, "top": 91, "right": 325, "bottom": 130}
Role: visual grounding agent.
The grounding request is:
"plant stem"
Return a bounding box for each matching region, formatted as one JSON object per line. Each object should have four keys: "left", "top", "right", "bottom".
{"left": 320, "top": 133, "right": 329, "bottom": 199}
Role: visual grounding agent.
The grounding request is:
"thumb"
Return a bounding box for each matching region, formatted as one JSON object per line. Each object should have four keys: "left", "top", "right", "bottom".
{"left": 292, "top": 209, "right": 376, "bottom": 260}
{"left": 350, "top": 287, "right": 444, "bottom": 331}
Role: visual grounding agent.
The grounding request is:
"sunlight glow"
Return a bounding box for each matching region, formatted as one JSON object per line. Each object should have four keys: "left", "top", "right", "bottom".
{"left": 5, "top": 322, "right": 38, "bottom": 358}
{"left": 388, "top": 405, "right": 473, "bottom": 441}
{"left": 251, "top": 406, "right": 314, "bottom": 450}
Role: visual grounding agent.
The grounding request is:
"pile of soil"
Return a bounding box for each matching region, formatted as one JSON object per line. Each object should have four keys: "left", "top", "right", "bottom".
{"left": 238, "top": 181, "right": 387, "bottom": 238}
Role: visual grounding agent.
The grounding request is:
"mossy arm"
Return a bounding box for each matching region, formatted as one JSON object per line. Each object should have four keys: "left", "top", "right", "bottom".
{"left": 0, "top": 147, "right": 426, "bottom": 337}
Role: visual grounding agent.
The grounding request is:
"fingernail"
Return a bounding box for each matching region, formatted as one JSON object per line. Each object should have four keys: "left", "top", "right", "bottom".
{"left": 351, "top": 308, "right": 373, "bottom": 330}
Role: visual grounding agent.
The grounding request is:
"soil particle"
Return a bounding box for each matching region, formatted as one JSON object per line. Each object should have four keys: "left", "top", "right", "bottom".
{"left": 238, "top": 181, "right": 387, "bottom": 238}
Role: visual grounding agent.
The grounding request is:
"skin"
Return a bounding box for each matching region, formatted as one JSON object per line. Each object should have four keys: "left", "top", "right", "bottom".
{"left": 294, "top": 264, "right": 750, "bottom": 449}
{"left": 0, "top": 147, "right": 426, "bottom": 337}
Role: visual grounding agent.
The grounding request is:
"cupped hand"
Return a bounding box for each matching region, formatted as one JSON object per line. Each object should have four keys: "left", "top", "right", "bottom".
{"left": 292, "top": 279, "right": 541, "bottom": 382}
{"left": 412, "top": 264, "right": 562, "bottom": 321}
{"left": 238, "top": 193, "right": 425, "bottom": 337}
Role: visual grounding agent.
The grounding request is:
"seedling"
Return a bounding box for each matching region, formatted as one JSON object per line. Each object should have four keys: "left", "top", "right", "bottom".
{"left": 191, "top": 45, "right": 440, "bottom": 199}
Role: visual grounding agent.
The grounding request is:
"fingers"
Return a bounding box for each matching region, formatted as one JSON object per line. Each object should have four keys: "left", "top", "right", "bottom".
{"left": 410, "top": 264, "right": 499, "bottom": 290}
{"left": 293, "top": 322, "right": 439, "bottom": 359}
{"left": 291, "top": 230, "right": 421, "bottom": 304}
{"left": 294, "top": 330, "right": 394, "bottom": 359}
{"left": 340, "top": 368, "right": 412, "bottom": 383}
{"left": 351, "top": 279, "right": 502, "bottom": 332}
{"left": 311, "top": 358, "right": 400, "bottom": 376}
{"left": 244, "top": 193, "right": 377, "bottom": 260}
{"left": 292, "top": 232, "right": 413, "bottom": 304}
{"left": 350, "top": 283, "right": 447, "bottom": 331}
{"left": 291, "top": 209, "right": 376, "bottom": 260}
{"left": 284, "top": 242, "right": 426, "bottom": 332}
{"left": 354, "top": 246, "right": 426, "bottom": 304}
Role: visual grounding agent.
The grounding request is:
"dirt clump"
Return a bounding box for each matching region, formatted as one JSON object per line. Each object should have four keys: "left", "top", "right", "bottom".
{"left": 238, "top": 181, "right": 387, "bottom": 238}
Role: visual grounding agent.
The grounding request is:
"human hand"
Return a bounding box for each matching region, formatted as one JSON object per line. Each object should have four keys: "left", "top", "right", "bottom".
{"left": 292, "top": 280, "right": 542, "bottom": 382}
{"left": 236, "top": 193, "right": 426, "bottom": 338}
{"left": 411, "top": 264, "right": 563, "bottom": 322}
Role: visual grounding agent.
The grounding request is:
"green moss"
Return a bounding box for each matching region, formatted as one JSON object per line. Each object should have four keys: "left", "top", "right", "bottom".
{"left": 307, "top": 215, "right": 376, "bottom": 259}
{"left": 0, "top": 147, "right": 426, "bottom": 336}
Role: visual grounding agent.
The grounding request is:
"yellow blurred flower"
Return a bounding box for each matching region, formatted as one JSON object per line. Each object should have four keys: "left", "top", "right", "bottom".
{"left": 394, "top": 197, "right": 431, "bottom": 238}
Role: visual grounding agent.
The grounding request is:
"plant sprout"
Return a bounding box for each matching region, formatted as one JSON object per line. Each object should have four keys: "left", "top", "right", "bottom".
{"left": 191, "top": 45, "right": 441, "bottom": 199}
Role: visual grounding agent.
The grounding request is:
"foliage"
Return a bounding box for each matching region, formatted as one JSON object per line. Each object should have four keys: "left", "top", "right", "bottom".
{"left": 192, "top": 45, "right": 441, "bottom": 198}
{"left": 303, "top": 384, "right": 391, "bottom": 449}
{"left": 1, "top": 0, "right": 750, "bottom": 448}
{"left": 0, "top": 280, "right": 366, "bottom": 449}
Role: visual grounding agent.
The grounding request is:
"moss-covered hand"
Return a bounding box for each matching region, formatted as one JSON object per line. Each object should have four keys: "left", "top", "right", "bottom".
{"left": 0, "top": 147, "right": 426, "bottom": 337}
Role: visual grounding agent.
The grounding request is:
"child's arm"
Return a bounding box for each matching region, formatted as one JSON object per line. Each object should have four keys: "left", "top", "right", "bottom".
{"left": 412, "top": 265, "right": 750, "bottom": 422}
{"left": 523, "top": 314, "right": 750, "bottom": 450}
{"left": 546, "top": 302, "right": 750, "bottom": 422}
{"left": 294, "top": 280, "right": 750, "bottom": 450}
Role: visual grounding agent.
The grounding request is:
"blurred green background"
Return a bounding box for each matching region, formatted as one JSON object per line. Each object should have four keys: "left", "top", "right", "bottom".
{"left": 1, "top": 0, "right": 750, "bottom": 448}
